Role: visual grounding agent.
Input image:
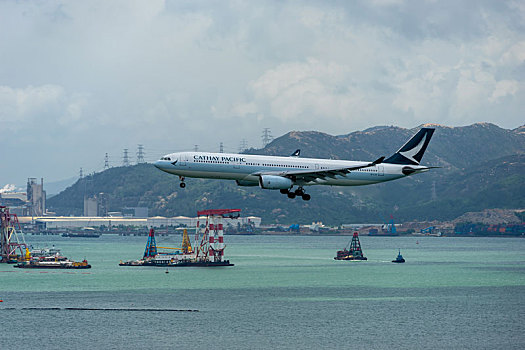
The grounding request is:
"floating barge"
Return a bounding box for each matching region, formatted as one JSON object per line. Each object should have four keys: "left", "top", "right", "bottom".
{"left": 334, "top": 232, "right": 367, "bottom": 261}
{"left": 120, "top": 209, "right": 238, "bottom": 268}
{"left": 119, "top": 259, "right": 233, "bottom": 267}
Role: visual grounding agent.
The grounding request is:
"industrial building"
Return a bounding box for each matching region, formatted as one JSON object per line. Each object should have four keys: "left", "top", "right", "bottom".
{"left": 83, "top": 193, "right": 108, "bottom": 216}
{"left": 122, "top": 207, "right": 149, "bottom": 218}
{"left": 0, "top": 178, "right": 46, "bottom": 216}
{"left": 18, "top": 215, "right": 262, "bottom": 231}
{"left": 27, "top": 178, "right": 46, "bottom": 216}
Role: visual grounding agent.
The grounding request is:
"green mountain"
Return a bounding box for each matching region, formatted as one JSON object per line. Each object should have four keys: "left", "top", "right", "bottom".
{"left": 252, "top": 123, "right": 525, "bottom": 170}
{"left": 47, "top": 123, "right": 524, "bottom": 224}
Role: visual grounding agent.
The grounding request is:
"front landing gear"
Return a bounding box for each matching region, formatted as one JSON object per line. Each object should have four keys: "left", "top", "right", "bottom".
{"left": 281, "top": 187, "right": 310, "bottom": 200}
{"left": 179, "top": 176, "right": 186, "bottom": 188}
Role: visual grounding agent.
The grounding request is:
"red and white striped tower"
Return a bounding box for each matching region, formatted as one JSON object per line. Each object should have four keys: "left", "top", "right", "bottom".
{"left": 217, "top": 216, "right": 225, "bottom": 260}
{"left": 195, "top": 218, "right": 200, "bottom": 246}
{"left": 196, "top": 209, "right": 241, "bottom": 263}
{"left": 208, "top": 221, "right": 216, "bottom": 262}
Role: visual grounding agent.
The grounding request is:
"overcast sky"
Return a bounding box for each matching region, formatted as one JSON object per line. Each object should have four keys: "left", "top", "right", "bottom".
{"left": 0, "top": 0, "right": 524, "bottom": 187}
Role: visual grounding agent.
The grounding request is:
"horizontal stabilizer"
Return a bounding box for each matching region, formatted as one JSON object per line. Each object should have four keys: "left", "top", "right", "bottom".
{"left": 290, "top": 149, "right": 300, "bottom": 157}
{"left": 402, "top": 166, "right": 441, "bottom": 175}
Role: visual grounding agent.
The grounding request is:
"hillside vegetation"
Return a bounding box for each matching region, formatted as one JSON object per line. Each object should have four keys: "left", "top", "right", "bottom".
{"left": 48, "top": 123, "right": 525, "bottom": 224}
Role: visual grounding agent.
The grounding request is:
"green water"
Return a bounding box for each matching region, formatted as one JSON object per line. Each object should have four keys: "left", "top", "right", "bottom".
{"left": 1, "top": 235, "right": 524, "bottom": 349}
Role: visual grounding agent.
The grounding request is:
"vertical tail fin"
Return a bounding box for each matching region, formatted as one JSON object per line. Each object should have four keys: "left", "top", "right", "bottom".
{"left": 384, "top": 128, "right": 435, "bottom": 165}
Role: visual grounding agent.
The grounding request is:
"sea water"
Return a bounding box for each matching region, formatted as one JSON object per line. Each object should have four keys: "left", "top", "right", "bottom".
{"left": 1, "top": 235, "right": 524, "bottom": 349}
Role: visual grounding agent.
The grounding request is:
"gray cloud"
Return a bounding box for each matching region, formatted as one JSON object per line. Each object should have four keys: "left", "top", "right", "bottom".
{"left": 0, "top": 0, "right": 523, "bottom": 185}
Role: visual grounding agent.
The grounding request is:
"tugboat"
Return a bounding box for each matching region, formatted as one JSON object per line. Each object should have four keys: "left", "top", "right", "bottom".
{"left": 392, "top": 249, "right": 405, "bottom": 263}
{"left": 334, "top": 232, "right": 367, "bottom": 260}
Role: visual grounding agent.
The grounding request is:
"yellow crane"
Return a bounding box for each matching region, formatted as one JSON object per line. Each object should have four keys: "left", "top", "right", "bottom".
{"left": 156, "top": 229, "right": 193, "bottom": 253}
{"left": 182, "top": 229, "right": 193, "bottom": 254}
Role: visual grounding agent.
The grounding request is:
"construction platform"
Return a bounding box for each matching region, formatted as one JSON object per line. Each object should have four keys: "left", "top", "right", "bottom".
{"left": 334, "top": 232, "right": 367, "bottom": 260}
{"left": 119, "top": 209, "right": 238, "bottom": 267}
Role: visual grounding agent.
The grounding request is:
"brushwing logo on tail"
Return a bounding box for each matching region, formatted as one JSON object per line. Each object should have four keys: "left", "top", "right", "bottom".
{"left": 383, "top": 128, "right": 435, "bottom": 165}
{"left": 398, "top": 133, "right": 429, "bottom": 165}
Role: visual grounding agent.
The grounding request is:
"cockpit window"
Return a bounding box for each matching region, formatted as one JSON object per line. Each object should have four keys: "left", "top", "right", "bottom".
{"left": 160, "top": 157, "right": 171, "bottom": 161}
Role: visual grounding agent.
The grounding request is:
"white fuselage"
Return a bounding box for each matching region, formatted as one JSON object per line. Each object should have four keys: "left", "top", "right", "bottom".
{"left": 154, "top": 152, "right": 428, "bottom": 187}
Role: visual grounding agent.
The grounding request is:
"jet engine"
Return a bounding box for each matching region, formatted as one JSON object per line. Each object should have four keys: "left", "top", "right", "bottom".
{"left": 258, "top": 175, "right": 293, "bottom": 190}
{"left": 235, "top": 180, "right": 258, "bottom": 187}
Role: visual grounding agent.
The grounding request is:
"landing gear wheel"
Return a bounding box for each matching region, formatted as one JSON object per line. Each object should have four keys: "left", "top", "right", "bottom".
{"left": 287, "top": 192, "right": 296, "bottom": 199}
{"left": 295, "top": 189, "right": 305, "bottom": 196}
{"left": 280, "top": 189, "right": 289, "bottom": 194}
{"left": 180, "top": 182, "right": 186, "bottom": 188}
{"left": 302, "top": 193, "right": 311, "bottom": 201}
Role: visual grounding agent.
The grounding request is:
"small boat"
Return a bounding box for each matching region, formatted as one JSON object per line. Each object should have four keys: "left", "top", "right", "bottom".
{"left": 392, "top": 249, "right": 405, "bottom": 263}
{"left": 62, "top": 227, "right": 100, "bottom": 238}
{"left": 14, "top": 256, "right": 91, "bottom": 269}
{"left": 62, "top": 232, "right": 100, "bottom": 238}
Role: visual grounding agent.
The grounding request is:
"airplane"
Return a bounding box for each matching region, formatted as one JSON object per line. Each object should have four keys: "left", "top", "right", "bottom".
{"left": 154, "top": 127, "right": 436, "bottom": 201}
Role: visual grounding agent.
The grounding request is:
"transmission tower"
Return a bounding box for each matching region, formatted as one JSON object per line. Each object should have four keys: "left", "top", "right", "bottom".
{"left": 262, "top": 128, "right": 273, "bottom": 147}
{"left": 239, "top": 139, "right": 249, "bottom": 152}
{"left": 137, "top": 144, "right": 145, "bottom": 163}
{"left": 79, "top": 168, "right": 83, "bottom": 179}
{"left": 219, "top": 142, "right": 224, "bottom": 153}
{"left": 194, "top": 145, "right": 199, "bottom": 152}
{"left": 104, "top": 153, "right": 110, "bottom": 170}
{"left": 123, "top": 149, "right": 130, "bottom": 166}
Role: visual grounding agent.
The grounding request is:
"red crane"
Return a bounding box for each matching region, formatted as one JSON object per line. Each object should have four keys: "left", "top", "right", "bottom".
{"left": 195, "top": 209, "right": 240, "bottom": 262}
{"left": 1, "top": 206, "right": 28, "bottom": 263}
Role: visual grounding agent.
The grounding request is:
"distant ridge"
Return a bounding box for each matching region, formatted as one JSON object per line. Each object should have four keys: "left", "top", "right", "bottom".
{"left": 255, "top": 123, "right": 524, "bottom": 169}
{"left": 514, "top": 125, "right": 525, "bottom": 134}
{"left": 361, "top": 125, "right": 392, "bottom": 133}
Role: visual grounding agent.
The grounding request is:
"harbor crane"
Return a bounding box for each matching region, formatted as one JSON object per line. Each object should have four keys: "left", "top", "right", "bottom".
{"left": 1, "top": 206, "right": 28, "bottom": 263}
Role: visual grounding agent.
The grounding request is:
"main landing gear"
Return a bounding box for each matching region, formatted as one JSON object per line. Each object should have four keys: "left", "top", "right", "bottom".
{"left": 179, "top": 176, "right": 186, "bottom": 188}
{"left": 280, "top": 187, "right": 311, "bottom": 201}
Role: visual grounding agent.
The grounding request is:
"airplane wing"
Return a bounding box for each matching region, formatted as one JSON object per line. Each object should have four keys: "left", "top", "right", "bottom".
{"left": 253, "top": 157, "right": 385, "bottom": 183}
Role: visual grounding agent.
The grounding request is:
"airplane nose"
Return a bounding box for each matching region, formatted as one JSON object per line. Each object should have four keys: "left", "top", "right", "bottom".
{"left": 154, "top": 159, "right": 175, "bottom": 171}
